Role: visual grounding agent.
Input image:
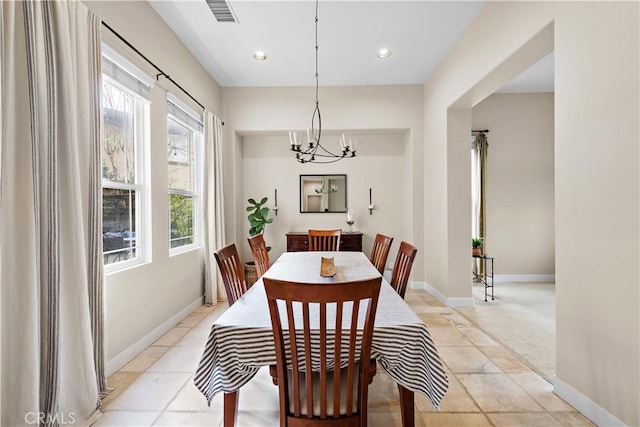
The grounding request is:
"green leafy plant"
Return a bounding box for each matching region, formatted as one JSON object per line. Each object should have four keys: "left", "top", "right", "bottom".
{"left": 246, "top": 197, "right": 273, "bottom": 236}
{"left": 472, "top": 237, "right": 483, "bottom": 249}
{"left": 170, "top": 194, "right": 194, "bottom": 248}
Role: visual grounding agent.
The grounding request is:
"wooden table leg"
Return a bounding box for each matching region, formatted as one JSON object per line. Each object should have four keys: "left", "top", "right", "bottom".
{"left": 223, "top": 391, "right": 239, "bottom": 427}
{"left": 398, "top": 384, "right": 414, "bottom": 427}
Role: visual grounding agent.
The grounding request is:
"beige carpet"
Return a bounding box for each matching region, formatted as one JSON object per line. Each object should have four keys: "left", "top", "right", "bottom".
{"left": 455, "top": 281, "right": 556, "bottom": 381}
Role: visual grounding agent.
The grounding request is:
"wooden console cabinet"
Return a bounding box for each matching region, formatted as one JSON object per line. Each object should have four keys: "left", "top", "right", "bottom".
{"left": 286, "top": 231, "right": 363, "bottom": 252}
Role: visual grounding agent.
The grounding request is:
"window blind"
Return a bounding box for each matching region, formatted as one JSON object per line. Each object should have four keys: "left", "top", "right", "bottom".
{"left": 167, "top": 98, "right": 204, "bottom": 133}
{"left": 102, "top": 55, "right": 151, "bottom": 99}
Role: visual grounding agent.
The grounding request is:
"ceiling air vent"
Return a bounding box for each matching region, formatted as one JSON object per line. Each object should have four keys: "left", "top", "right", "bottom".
{"left": 206, "top": 0, "right": 238, "bottom": 23}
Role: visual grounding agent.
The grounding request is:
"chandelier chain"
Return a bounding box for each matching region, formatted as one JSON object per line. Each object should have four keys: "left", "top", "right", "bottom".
{"left": 313, "top": 0, "right": 321, "bottom": 144}
{"left": 315, "top": 0, "right": 319, "bottom": 99}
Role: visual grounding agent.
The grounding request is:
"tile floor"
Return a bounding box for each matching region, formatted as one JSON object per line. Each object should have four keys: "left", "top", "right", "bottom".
{"left": 458, "top": 282, "right": 556, "bottom": 381}
{"left": 96, "top": 289, "right": 594, "bottom": 426}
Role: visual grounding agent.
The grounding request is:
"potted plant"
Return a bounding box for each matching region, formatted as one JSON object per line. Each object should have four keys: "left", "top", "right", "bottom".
{"left": 472, "top": 237, "right": 483, "bottom": 256}
{"left": 244, "top": 197, "right": 273, "bottom": 285}
{"left": 247, "top": 197, "right": 273, "bottom": 237}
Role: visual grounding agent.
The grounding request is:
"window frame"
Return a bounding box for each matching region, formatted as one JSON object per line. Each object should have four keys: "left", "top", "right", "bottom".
{"left": 167, "top": 98, "right": 204, "bottom": 256}
{"left": 101, "top": 71, "right": 151, "bottom": 273}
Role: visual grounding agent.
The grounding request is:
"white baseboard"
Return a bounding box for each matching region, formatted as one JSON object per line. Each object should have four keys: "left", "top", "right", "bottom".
{"left": 553, "top": 376, "right": 625, "bottom": 427}
{"left": 420, "top": 281, "right": 474, "bottom": 308}
{"left": 106, "top": 296, "right": 204, "bottom": 376}
{"left": 494, "top": 274, "right": 555, "bottom": 283}
{"left": 409, "top": 280, "right": 427, "bottom": 291}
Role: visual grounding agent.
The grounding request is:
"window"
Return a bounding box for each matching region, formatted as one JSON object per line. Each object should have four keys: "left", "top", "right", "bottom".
{"left": 101, "top": 52, "right": 151, "bottom": 268}
{"left": 167, "top": 96, "right": 203, "bottom": 252}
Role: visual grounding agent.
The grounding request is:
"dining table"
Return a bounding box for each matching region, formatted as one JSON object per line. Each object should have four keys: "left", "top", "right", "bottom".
{"left": 194, "top": 251, "right": 448, "bottom": 427}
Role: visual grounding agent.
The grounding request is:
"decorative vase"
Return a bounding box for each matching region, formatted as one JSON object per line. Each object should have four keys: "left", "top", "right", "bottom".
{"left": 472, "top": 248, "right": 482, "bottom": 256}
{"left": 346, "top": 209, "right": 354, "bottom": 232}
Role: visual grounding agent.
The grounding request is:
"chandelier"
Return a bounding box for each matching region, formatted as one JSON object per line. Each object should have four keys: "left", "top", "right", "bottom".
{"left": 289, "top": 0, "right": 357, "bottom": 164}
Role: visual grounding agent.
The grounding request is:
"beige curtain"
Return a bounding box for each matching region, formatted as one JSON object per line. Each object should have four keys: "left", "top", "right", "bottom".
{"left": 203, "top": 112, "right": 226, "bottom": 305}
{"left": 471, "top": 132, "right": 488, "bottom": 273}
{"left": 1, "top": 1, "right": 104, "bottom": 424}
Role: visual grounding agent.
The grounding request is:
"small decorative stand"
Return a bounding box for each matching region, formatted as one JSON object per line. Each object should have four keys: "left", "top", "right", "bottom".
{"left": 472, "top": 254, "right": 495, "bottom": 302}
{"left": 346, "top": 209, "right": 355, "bottom": 232}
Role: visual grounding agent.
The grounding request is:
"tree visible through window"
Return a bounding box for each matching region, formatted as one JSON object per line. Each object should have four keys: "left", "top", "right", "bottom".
{"left": 169, "top": 193, "right": 194, "bottom": 247}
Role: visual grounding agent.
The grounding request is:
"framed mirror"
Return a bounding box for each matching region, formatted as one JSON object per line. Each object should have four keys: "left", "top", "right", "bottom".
{"left": 300, "top": 174, "right": 347, "bottom": 213}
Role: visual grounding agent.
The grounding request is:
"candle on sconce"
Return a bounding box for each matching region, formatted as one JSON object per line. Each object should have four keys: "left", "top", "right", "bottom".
{"left": 273, "top": 189, "right": 278, "bottom": 216}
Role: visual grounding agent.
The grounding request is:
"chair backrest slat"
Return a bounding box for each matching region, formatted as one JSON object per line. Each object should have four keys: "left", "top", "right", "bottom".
{"left": 369, "top": 233, "right": 394, "bottom": 274}
{"left": 264, "top": 277, "right": 381, "bottom": 424}
{"left": 308, "top": 229, "right": 341, "bottom": 251}
{"left": 214, "top": 243, "right": 247, "bottom": 306}
{"left": 247, "top": 234, "right": 270, "bottom": 277}
{"left": 319, "top": 303, "right": 327, "bottom": 418}
{"left": 333, "top": 301, "right": 343, "bottom": 418}
{"left": 390, "top": 241, "right": 418, "bottom": 299}
{"left": 302, "top": 303, "right": 313, "bottom": 419}
{"left": 286, "top": 301, "right": 301, "bottom": 417}
{"left": 346, "top": 299, "right": 359, "bottom": 416}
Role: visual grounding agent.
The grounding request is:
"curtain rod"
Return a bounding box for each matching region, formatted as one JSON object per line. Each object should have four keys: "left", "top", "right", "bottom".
{"left": 102, "top": 21, "right": 224, "bottom": 126}
{"left": 472, "top": 129, "right": 489, "bottom": 133}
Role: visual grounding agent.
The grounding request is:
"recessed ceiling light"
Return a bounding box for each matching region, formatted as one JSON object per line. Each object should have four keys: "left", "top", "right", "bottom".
{"left": 377, "top": 48, "right": 391, "bottom": 59}
{"left": 253, "top": 51, "right": 267, "bottom": 61}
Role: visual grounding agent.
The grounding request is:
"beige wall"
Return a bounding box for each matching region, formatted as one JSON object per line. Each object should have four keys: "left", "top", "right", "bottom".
{"left": 239, "top": 133, "right": 406, "bottom": 267}
{"left": 424, "top": 2, "right": 638, "bottom": 425}
{"left": 222, "top": 85, "right": 426, "bottom": 280}
{"left": 472, "top": 93, "right": 555, "bottom": 275}
{"left": 84, "top": 1, "right": 223, "bottom": 364}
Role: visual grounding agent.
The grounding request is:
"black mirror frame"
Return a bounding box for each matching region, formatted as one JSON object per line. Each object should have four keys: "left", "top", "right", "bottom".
{"left": 299, "top": 174, "right": 348, "bottom": 213}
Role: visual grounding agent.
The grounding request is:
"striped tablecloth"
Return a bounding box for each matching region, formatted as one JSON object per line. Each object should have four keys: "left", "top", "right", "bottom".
{"left": 194, "top": 251, "right": 449, "bottom": 409}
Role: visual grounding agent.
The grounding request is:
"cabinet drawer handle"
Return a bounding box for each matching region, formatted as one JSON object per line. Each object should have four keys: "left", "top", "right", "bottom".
{"left": 304, "top": 240, "right": 308, "bottom": 245}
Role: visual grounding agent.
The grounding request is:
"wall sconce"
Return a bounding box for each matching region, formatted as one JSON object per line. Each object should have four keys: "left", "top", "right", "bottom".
{"left": 369, "top": 188, "right": 374, "bottom": 215}
{"left": 273, "top": 189, "right": 278, "bottom": 216}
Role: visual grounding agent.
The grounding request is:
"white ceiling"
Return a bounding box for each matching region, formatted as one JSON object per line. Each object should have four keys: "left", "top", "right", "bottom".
{"left": 149, "top": 0, "right": 554, "bottom": 92}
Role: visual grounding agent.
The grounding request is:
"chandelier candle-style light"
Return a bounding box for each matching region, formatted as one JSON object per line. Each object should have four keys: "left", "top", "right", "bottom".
{"left": 315, "top": 184, "right": 338, "bottom": 194}
{"left": 289, "top": 0, "right": 357, "bottom": 164}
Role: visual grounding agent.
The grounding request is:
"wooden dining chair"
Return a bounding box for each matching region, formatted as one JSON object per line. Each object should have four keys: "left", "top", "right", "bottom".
{"left": 247, "top": 234, "right": 270, "bottom": 277}
{"left": 369, "top": 233, "right": 394, "bottom": 275}
{"left": 390, "top": 241, "right": 418, "bottom": 299}
{"left": 308, "top": 229, "right": 342, "bottom": 251}
{"left": 213, "top": 243, "right": 247, "bottom": 307}
{"left": 264, "top": 276, "right": 381, "bottom": 427}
